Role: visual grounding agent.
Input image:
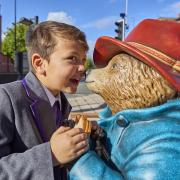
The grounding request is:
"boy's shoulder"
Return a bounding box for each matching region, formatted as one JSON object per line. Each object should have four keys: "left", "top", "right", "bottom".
{"left": 0, "top": 80, "right": 24, "bottom": 96}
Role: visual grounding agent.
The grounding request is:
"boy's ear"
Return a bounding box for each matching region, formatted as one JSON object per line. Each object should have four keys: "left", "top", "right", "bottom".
{"left": 31, "top": 54, "right": 46, "bottom": 75}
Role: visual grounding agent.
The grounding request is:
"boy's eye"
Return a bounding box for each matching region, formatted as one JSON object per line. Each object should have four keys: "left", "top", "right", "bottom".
{"left": 67, "top": 55, "right": 86, "bottom": 65}
{"left": 69, "top": 56, "right": 78, "bottom": 63}
{"left": 72, "top": 56, "right": 77, "bottom": 61}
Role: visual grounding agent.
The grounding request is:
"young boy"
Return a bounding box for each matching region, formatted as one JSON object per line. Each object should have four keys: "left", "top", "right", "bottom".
{"left": 0, "top": 21, "right": 89, "bottom": 179}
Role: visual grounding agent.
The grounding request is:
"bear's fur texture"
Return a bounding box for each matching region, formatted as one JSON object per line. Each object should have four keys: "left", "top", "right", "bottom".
{"left": 86, "top": 53, "right": 177, "bottom": 114}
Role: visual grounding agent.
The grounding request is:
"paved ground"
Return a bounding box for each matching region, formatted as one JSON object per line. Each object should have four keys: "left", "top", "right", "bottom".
{"left": 65, "top": 82, "right": 106, "bottom": 120}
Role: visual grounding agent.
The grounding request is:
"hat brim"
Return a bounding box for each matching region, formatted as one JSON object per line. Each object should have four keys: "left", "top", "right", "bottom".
{"left": 93, "top": 36, "right": 180, "bottom": 91}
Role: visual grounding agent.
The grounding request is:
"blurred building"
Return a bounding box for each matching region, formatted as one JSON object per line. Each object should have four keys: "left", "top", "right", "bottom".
{"left": 0, "top": 52, "right": 14, "bottom": 73}
{"left": 0, "top": 52, "right": 18, "bottom": 84}
{"left": 0, "top": 12, "right": 14, "bottom": 73}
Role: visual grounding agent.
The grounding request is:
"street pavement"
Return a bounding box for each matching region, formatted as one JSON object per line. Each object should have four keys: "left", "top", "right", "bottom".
{"left": 65, "top": 81, "right": 106, "bottom": 120}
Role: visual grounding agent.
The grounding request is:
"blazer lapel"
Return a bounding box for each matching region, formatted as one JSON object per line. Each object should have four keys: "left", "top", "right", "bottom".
{"left": 23, "top": 72, "right": 56, "bottom": 142}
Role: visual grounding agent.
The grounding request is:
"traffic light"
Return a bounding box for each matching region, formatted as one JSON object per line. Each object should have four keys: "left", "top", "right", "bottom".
{"left": 115, "top": 19, "right": 125, "bottom": 41}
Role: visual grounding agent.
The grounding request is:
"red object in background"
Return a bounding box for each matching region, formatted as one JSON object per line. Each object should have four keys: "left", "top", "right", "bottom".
{"left": 0, "top": 53, "right": 14, "bottom": 73}
{"left": 93, "top": 19, "right": 180, "bottom": 91}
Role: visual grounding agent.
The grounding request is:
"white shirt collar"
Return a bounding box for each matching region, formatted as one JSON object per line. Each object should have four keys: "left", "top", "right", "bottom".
{"left": 42, "top": 84, "right": 61, "bottom": 110}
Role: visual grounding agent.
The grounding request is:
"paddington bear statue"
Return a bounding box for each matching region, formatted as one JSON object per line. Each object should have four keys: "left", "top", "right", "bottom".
{"left": 69, "top": 19, "right": 180, "bottom": 180}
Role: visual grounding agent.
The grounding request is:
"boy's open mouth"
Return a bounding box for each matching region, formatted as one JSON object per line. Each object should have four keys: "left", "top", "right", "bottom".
{"left": 69, "top": 79, "right": 79, "bottom": 85}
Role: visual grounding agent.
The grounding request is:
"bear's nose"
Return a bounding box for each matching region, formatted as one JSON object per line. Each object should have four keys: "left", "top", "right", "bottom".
{"left": 116, "top": 115, "right": 130, "bottom": 127}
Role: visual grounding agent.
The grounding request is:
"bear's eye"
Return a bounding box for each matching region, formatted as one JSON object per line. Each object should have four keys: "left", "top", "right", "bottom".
{"left": 112, "top": 63, "right": 118, "bottom": 69}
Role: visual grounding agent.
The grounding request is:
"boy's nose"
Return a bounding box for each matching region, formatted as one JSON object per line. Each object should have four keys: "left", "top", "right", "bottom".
{"left": 78, "top": 64, "right": 85, "bottom": 72}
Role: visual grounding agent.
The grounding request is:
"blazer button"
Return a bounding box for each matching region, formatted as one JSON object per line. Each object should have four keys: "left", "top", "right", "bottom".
{"left": 117, "top": 115, "right": 130, "bottom": 127}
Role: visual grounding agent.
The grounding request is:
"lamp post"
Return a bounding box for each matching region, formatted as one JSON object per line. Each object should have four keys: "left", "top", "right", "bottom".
{"left": 14, "top": 0, "right": 17, "bottom": 54}
{"left": 125, "top": 0, "right": 128, "bottom": 24}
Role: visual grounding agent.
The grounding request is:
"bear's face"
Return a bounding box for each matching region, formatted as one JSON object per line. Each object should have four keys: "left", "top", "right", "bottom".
{"left": 86, "top": 53, "right": 176, "bottom": 114}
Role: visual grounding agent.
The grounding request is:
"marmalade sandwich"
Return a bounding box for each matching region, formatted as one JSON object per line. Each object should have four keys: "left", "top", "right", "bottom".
{"left": 74, "top": 114, "right": 92, "bottom": 134}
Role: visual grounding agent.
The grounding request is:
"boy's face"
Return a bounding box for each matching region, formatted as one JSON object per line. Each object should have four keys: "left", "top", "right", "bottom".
{"left": 41, "top": 39, "right": 86, "bottom": 95}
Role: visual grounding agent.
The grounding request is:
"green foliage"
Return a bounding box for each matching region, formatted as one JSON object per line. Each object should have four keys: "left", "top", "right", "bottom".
{"left": 2, "top": 23, "right": 28, "bottom": 59}
{"left": 85, "top": 57, "right": 94, "bottom": 70}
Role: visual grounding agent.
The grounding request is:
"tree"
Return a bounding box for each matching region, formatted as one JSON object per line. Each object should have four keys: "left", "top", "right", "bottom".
{"left": 85, "top": 57, "right": 94, "bottom": 70}
{"left": 2, "top": 23, "right": 28, "bottom": 60}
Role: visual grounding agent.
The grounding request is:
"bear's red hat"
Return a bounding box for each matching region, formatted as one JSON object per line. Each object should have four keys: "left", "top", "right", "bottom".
{"left": 93, "top": 19, "right": 180, "bottom": 91}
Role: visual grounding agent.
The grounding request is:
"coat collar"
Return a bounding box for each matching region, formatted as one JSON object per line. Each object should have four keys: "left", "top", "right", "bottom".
{"left": 117, "top": 98, "right": 180, "bottom": 124}
{"left": 99, "top": 98, "right": 180, "bottom": 129}
{"left": 24, "top": 71, "right": 49, "bottom": 102}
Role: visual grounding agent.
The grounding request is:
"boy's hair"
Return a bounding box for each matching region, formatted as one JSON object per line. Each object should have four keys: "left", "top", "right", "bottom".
{"left": 26, "top": 21, "right": 89, "bottom": 71}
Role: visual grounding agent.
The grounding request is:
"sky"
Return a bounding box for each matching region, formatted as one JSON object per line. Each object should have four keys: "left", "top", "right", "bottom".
{"left": 0, "top": 0, "right": 180, "bottom": 56}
